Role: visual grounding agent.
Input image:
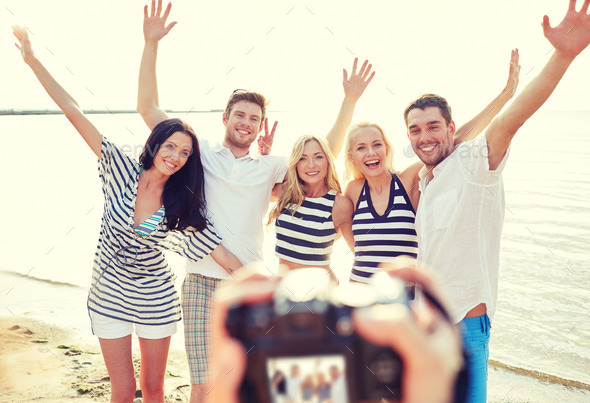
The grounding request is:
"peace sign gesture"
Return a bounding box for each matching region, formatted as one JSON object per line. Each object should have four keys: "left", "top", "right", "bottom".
{"left": 257, "top": 118, "right": 278, "bottom": 156}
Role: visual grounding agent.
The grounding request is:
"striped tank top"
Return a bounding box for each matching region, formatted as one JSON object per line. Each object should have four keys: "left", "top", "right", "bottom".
{"left": 350, "top": 174, "right": 418, "bottom": 283}
{"left": 275, "top": 189, "right": 337, "bottom": 266}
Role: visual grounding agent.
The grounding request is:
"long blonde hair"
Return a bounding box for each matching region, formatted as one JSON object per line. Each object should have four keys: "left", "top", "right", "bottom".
{"left": 268, "top": 135, "right": 341, "bottom": 225}
{"left": 343, "top": 121, "right": 395, "bottom": 184}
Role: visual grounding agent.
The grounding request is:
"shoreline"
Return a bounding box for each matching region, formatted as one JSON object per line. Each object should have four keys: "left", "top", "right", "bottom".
{"left": 1, "top": 316, "right": 589, "bottom": 402}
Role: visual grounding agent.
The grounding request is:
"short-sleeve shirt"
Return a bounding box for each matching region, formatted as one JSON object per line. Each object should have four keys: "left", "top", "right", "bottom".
{"left": 88, "top": 138, "right": 221, "bottom": 326}
{"left": 416, "top": 133, "right": 510, "bottom": 323}
{"left": 185, "top": 138, "right": 287, "bottom": 279}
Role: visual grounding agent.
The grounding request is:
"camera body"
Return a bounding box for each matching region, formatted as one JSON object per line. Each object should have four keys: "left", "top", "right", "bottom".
{"left": 225, "top": 269, "right": 412, "bottom": 403}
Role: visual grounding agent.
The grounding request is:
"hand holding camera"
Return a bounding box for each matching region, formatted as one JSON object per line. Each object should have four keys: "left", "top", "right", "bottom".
{"left": 207, "top": 258, "right": 463, "bottom": 403}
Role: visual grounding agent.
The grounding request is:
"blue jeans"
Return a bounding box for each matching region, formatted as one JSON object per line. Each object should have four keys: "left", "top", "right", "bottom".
{"left": 459, "top": 314, "right": 491, "bottom": 403}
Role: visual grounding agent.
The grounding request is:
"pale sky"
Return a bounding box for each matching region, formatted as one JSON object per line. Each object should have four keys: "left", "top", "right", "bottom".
{"left": 2, "top": 0, "right": 589, "bottom": 130}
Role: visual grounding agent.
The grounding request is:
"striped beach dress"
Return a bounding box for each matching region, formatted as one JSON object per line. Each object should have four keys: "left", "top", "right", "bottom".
{"left": 87, "top": 137, "right": 221, "bottom": 327}
{"left": 350, "top": 174, "right": 418, "bottom": 283}
{"left": 274, "top": 190, "right": 337, "bottom": 266}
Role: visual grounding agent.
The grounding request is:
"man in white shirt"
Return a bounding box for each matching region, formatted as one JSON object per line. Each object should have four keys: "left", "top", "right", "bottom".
{"left": 329, "top": 365, "right": 348, "bottom": 403}
{"left": 403, "top": 2, "right": 590, "bottom": 401}
{"left": 137, "top": 4, "right": 286, "bottom": 402}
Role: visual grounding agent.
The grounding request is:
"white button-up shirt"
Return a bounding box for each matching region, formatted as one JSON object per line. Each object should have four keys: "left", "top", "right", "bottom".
{"left": 185, "top": 138, "right": 287, "bottom": 279}
{"left": 416, "top": 133, "right": 510, "bottom": 323}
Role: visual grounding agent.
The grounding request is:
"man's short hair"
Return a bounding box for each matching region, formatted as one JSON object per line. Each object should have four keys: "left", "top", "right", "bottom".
{"left": 224, "top": 89, "right": 268, "bottom": 128}
{"left": 404, "top": 94, "right": 452, "bottom": 126}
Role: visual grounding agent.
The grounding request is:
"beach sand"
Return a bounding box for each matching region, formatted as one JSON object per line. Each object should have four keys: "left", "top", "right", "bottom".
{"left": 0, "top": 317, "right": 191, "bottom": 402}
{"left": 1, "top": 316, "right": 589, "bottom": 402}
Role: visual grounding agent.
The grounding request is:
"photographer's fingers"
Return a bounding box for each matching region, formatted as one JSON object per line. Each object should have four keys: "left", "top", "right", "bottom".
{"left": 207, "top": 267, "right": 280, "bottom": 402}
{"left": 353, "top": 304, "right": 427, "bottom": 362}
{"left": 353, "top": 305, "right": 460, "bottom": 403}
{"left": 379, "top": 256, "right": 451, "bottom": 316}
{"left": 206, "top": 337, "right": 246, "bottom": 403}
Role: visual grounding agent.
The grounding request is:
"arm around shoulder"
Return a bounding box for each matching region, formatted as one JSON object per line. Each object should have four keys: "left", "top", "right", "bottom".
{"left": 332, "top": 193, "right": 355, "bottom": 250}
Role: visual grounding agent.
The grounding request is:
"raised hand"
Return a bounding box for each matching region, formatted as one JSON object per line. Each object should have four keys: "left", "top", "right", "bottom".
{"left": 342, "top": 57, "right": 375, "bottom": 102}
{"left": 542, "top": 0, "right": 590, "bottom": 58}
{"left": 503, "top": 48, "right": 521, "bottom": 98}
{"left": 143, "top": 0, "right": 177, "bottom": 43}
{"left": 257, "top": 118, "right": 278, "bottom": 155}
{"left": 12, "top": 25, "right": 34, "bottom": 64}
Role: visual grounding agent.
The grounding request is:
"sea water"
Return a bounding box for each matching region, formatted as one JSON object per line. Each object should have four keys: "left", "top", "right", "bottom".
{"left": 1, "top": 110, "right": 588, "bottom": 388}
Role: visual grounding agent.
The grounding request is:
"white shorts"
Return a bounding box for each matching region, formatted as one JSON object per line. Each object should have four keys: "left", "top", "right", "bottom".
{"left": 89, "top": 310, "right": 177, "bottom": 340}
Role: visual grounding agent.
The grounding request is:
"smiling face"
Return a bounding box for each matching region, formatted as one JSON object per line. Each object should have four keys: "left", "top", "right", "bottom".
{"left": 153, "top": 131, "right": 193, "bottom": 176}
{"left": 222, "top": 100, "right": 263, "bottom": 153}
{"left": 347, "top": 126, "right": 389, "bottom": 178}
{"left": 296, "top": 139, "right": 329, "bottom": 190}
{"left": 406, "top": 106, "right": 455, "bottom": 168}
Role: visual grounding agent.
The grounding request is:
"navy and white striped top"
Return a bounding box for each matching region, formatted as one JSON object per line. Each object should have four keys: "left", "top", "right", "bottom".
{"left": 350, "top": 174, "right": 418, "bottom": 283}
{"left": 275, "top": 190, "right": 337, "bottom": 266}
{"left": 88, "top": 137, "right": 221, "bottom": 326}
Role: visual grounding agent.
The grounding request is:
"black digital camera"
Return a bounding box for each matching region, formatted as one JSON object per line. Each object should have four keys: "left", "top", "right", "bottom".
{"left": 225, "top": 268, "right": 415, "bottom": 403}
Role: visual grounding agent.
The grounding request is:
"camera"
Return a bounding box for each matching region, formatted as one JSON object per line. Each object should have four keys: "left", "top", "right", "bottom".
{"left": 225, "top": 268, "right": 414, "bottom": 403}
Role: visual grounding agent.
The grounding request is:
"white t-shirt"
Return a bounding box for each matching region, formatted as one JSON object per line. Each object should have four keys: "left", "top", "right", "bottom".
{"left": 331, "top": 375, "right": 348, "bottom": 403}
{"left": 185, "top": 138, "right": 287, "bottom": 279}
{"left": 416, "top": 133, "right": 510, "bottom": 323}
{"left": 285, "top": 376, "right": 302, "bottom": 399}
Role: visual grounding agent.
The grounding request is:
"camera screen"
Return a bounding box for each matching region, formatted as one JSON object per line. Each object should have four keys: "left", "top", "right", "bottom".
{"left": 266, "top": 355, "right": 349, "bottom": 403}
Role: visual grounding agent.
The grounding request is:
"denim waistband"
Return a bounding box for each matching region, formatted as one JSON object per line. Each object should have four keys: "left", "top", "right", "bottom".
{"left": 460, "top": 314, "right": 491, "bottom": 332}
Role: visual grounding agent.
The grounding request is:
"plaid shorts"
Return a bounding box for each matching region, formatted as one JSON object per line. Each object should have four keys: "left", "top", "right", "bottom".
{"left": 181, "top": 273, "right": 222, "bottom": 385}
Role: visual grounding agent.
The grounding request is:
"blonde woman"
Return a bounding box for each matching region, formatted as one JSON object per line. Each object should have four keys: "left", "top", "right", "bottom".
{"left": 344, "top": 50, "right": 521, "bottom": 284}
{"left": 268, "top": 58, "right": 374, "bottom": 278}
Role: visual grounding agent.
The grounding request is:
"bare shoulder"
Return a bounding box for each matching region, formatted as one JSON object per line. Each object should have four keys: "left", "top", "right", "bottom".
{"left": 344, "top": 178, "right": 364, "bottom": 208}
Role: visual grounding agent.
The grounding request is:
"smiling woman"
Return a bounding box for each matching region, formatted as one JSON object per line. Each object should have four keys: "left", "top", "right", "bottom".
{"left": 11, "top": 24, "right": 244, "bottom": 402}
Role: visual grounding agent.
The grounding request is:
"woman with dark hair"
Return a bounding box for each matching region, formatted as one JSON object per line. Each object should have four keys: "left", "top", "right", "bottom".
{"left": 13, "top": 25, "right": 242, "bottom": 402}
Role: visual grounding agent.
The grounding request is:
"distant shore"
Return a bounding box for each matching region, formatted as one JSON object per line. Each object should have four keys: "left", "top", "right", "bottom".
{"left": 0, "top": 109, "right": 224, "bottom": 116}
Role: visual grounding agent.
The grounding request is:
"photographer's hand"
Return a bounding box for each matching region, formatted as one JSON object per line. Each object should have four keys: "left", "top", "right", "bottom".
{"left": 353, "top": 258, "right": 463, "bottom": 403}
{"left": 206, "top": 270, "right": 280, "bottom": 403}
{"left": 206, "top": 260, "right": 462, "bottom": 403}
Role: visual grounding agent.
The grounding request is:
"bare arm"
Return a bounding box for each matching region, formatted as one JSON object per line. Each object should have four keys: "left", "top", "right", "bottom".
{"left": 210, "top": 244, "right": 244, "bottom": 276}
{"left": 332, "top": 194, "right": 354, "bottom": 251}
{"left": 137, "top": 0, "right": 176, "bottom": 130}
{"left": 454, "top": 49, "right": 521, "bottom": 144}
{"left": 13, "top": 26, "right": 102, "bottom": 158}
{"left": 486, "top": 0, "right": 590, "bottom": 170}
{"left": 326, "top": 58, "right": 375, "bottom": 158}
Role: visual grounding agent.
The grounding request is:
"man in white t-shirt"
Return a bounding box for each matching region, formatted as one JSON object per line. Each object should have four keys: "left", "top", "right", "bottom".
{"left": 403, "top": 2, "right": 590, "bottom": 401}
{"left": 329, "top": 365, "right": 348, "bottom": 403}
{"left": 137, "top": 3, "right": 286, "bottom": 402}
{"left": 285, "top": 364, "right": 302, "bottom": 403}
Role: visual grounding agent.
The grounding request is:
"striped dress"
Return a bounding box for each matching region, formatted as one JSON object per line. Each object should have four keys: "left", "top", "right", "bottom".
{"left": 88, "top": 137, "right": 221, "bottom": 326}
{"left": 350, "top": 174, "right": 418, "bottom": 283}
{"left": 275, "top": 190, "right": 337, "bottom": 266}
